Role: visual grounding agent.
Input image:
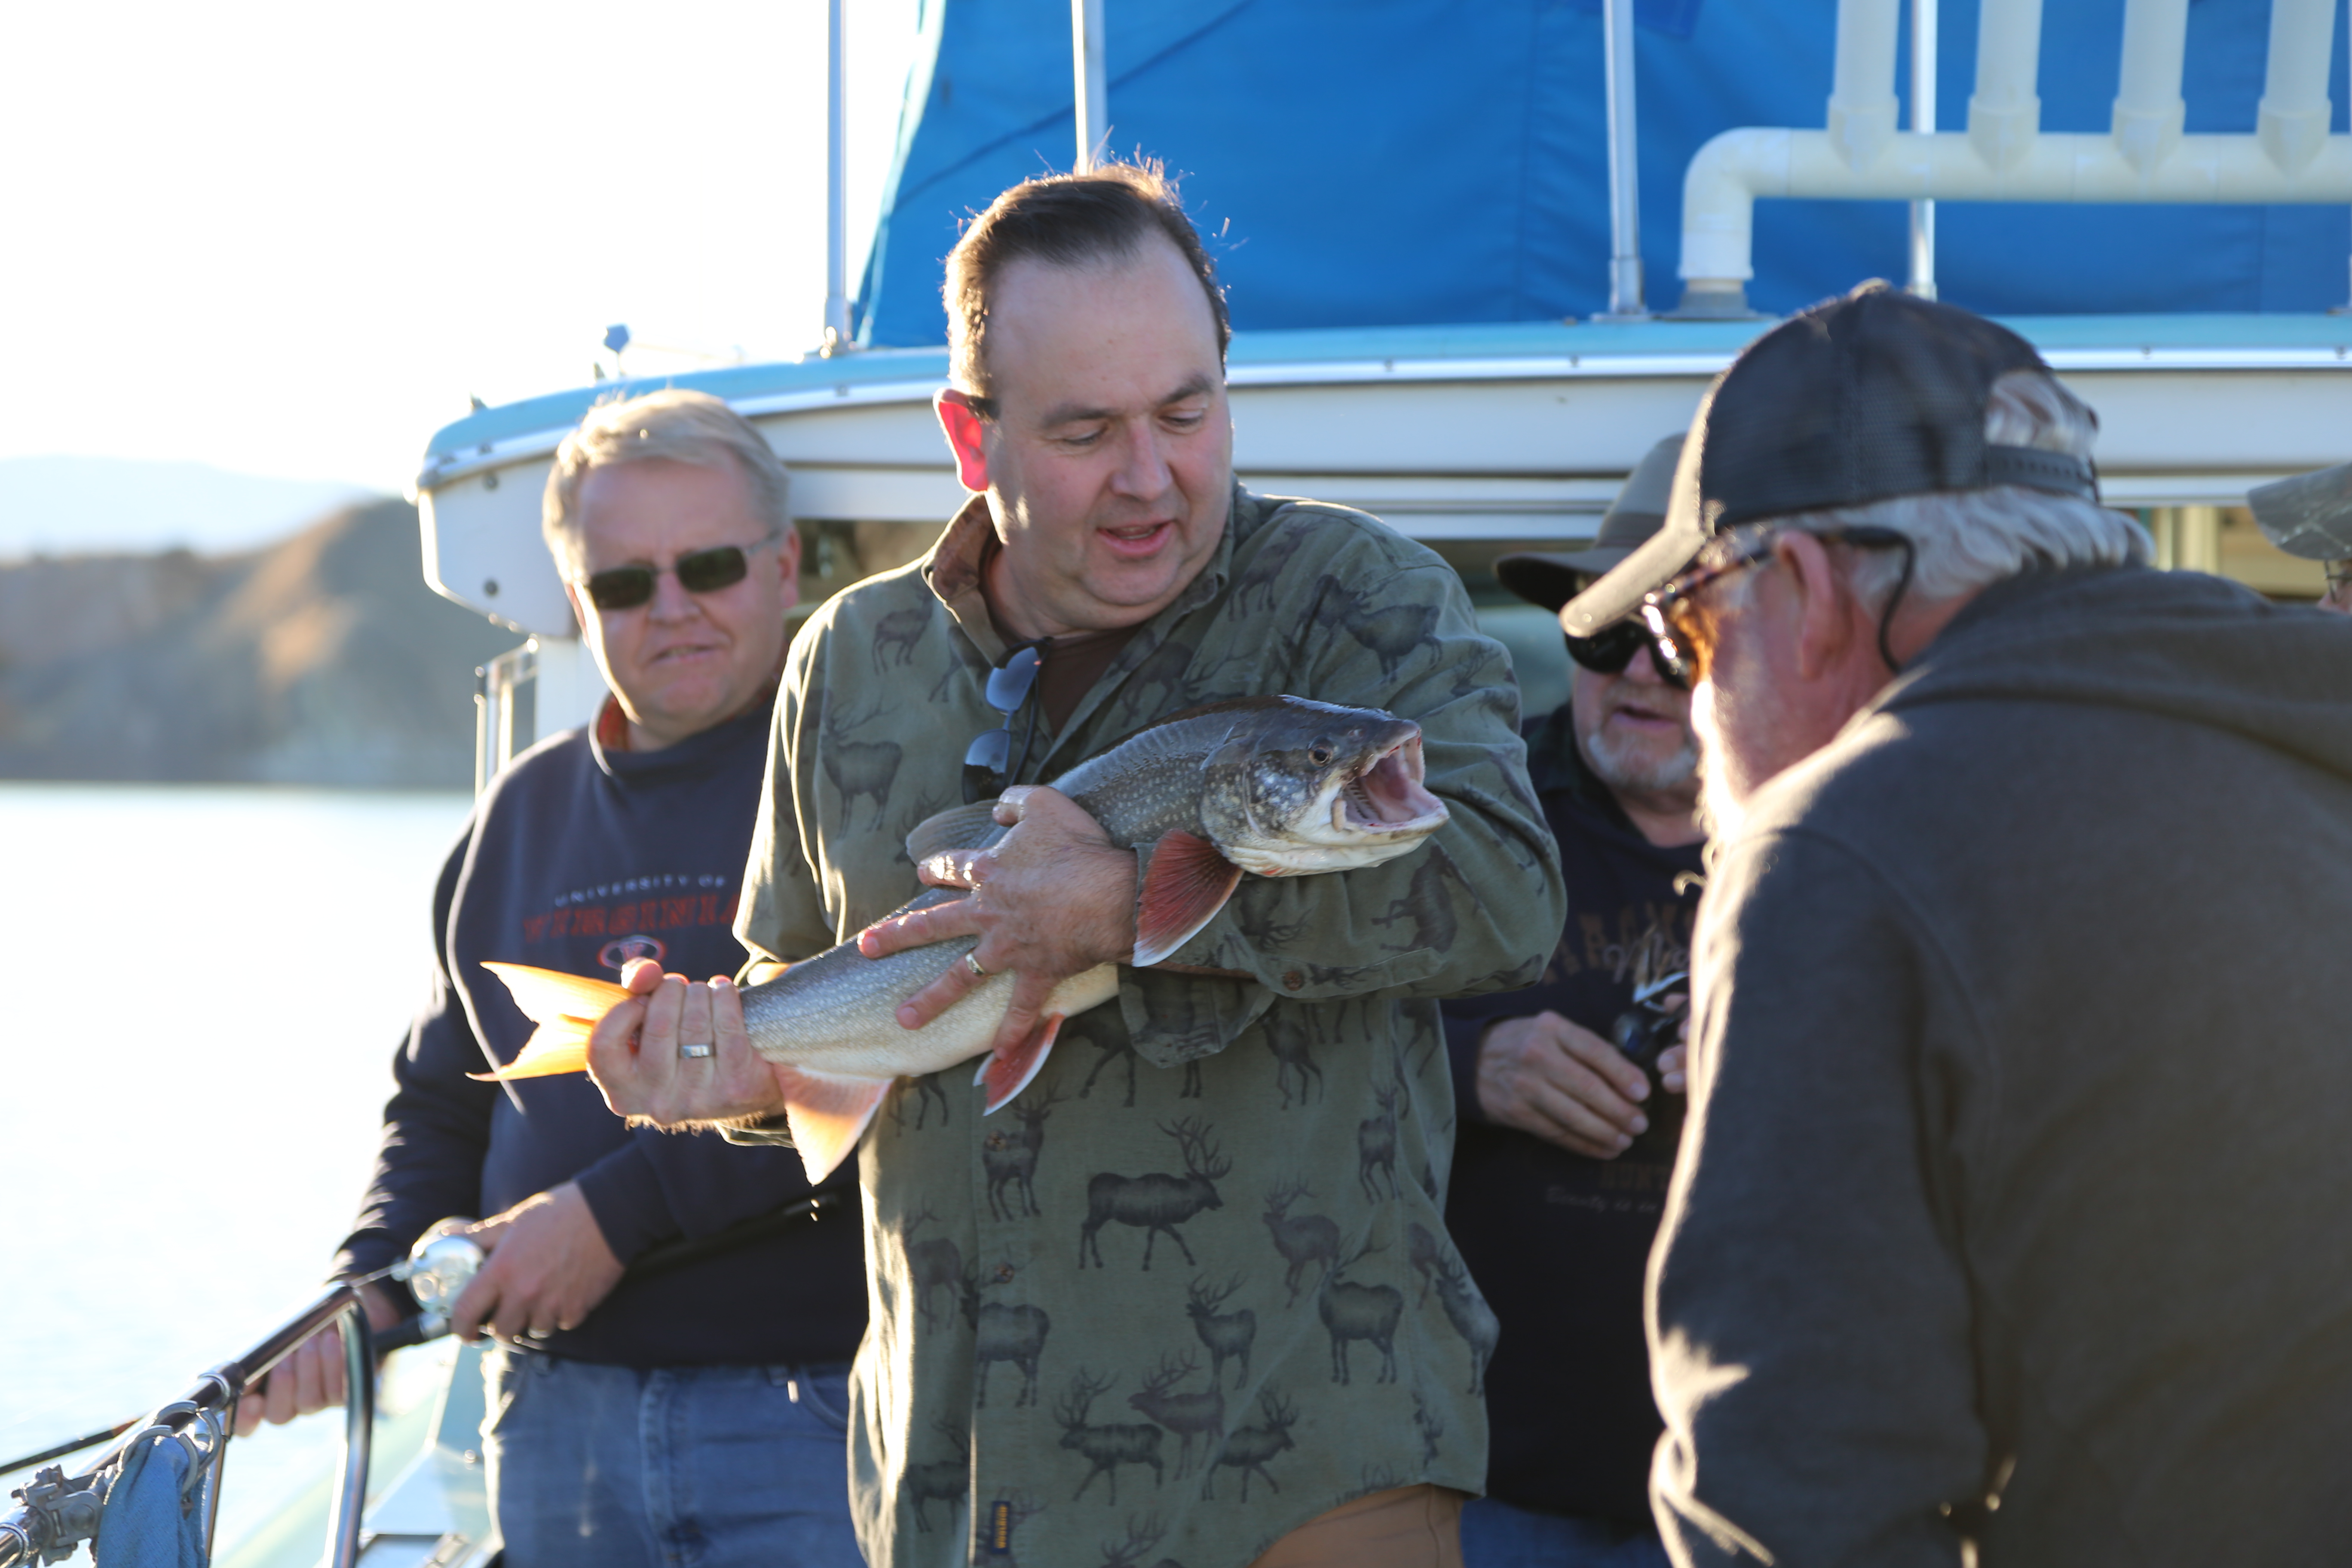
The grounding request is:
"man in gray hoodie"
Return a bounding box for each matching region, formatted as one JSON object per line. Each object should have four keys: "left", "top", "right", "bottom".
{"left": 1562, "top": 283, "right": 2352, "bottom": 1566}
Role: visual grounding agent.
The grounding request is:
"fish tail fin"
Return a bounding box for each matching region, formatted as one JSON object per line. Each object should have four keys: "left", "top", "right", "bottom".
{"left": 481, "top": 961, "right": 632, "bottom": 1022}
{"left": 975, "top": 1012, "right": 1065, "bottom": 1114}
{"left": 773, "top": 1067, "right": 893, "bottom": 1184}
{"left": 469, "top": 1026, "right": 592, "bottom": 1081}
{"left": 468, "top": 962, "right": 631, "bottom": 1081}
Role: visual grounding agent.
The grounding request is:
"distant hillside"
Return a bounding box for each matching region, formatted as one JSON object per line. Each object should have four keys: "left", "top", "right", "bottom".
{"left": 0, "top": 456, "right": 370, "bottom": 558}
{"left": 0, "top": 498, "right": 525, "bottom": 786}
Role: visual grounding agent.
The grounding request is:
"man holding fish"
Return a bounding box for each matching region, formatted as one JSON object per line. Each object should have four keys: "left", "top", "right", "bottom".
{"left": 577, "top": 165, "right": 1562, "bottom": 1567}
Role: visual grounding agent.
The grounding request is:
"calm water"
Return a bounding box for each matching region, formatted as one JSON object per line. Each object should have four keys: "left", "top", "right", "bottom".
{"left": 0, "top": 784, "right": 474, "bottom": 1540}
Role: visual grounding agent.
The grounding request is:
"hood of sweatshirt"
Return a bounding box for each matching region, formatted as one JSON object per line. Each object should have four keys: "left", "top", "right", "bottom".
{"left": 1865, "top": 564, "right": 2352, "bottom": 787}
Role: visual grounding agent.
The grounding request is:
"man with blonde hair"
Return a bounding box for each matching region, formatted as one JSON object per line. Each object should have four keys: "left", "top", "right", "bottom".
{"left": 249, "top": 389, "right": 867, "bottom": 1566}
{"left": 1563, "top": 284, "right": 2352, "bottom": 1564}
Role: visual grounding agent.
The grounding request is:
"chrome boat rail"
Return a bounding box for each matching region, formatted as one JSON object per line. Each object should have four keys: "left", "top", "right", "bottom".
{"left": 0, "top": 1285, "right": 375, "bottom": 1568}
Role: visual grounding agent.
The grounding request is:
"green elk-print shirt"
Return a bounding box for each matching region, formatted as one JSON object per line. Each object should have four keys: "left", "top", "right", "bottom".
{"left": 733, "top": 485, "right": 1565, "bottom": 1568}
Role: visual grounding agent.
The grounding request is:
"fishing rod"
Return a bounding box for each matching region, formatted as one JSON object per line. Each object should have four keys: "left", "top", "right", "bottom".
{"left": 0, "top": 1283, "right": 374, "bottom": 1568}
{"left": 0, "top": 1190, "right": 846, "bottom": 1478}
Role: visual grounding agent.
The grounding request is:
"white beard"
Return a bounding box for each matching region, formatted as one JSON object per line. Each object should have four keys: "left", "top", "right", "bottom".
{"left": 1693, "top": 743, "right": 1748, "bottom": 843}
{"left": 1582, "top": 720, "right": 1699, "bottom": 799}
{"left": 1690, "top": 675, "right": 1771, "bottom": 843}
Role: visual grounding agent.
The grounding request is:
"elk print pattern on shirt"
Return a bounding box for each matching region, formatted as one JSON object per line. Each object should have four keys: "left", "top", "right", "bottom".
{"left": 962, "top": 1262, "right": 1050, "bottom": 1408}
{"left": 983, "top": 1083, "right": 1064, "bottom": 1219}
{"left": 818, "top": 693, "right": 901, "bottom": 830}
{"left": 1056, "top": 1369, "right": 1167, "bottom": 1504}
{"left": 1201, "top": 1388, "right": 1298, "bottom": 1502}
{"left": 1317, "top": 1237, "right": 1404, "bottom": 1386}
{"left": 1079, "top": 1119, "right": 1233, "bottom": 1271}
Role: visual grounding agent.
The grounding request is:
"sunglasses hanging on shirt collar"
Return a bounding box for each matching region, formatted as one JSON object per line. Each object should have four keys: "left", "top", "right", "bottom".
{"left": 962, "top": 641, "right": 1048, "bottom": 804}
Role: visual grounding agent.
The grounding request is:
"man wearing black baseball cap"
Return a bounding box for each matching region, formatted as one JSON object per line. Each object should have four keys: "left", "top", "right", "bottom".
{"left": 1565, "top": 283, "right": 2352, "bottom": 1564}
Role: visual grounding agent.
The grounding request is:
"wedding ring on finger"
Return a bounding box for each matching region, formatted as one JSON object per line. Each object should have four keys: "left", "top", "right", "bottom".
{"left": 965, "top": 953, "right": 989, "bottom": 980}
{"left": 680, "top": 1041, "right": 716, "bottom": 1060}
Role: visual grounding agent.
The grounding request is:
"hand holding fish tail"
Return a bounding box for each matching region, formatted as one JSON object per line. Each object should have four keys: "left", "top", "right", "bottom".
{"left": 584, "top": 961, "right": 793, "bottom": 1130}
{"left": 857, "top": 786, "right": 1137, "bottom": 1057}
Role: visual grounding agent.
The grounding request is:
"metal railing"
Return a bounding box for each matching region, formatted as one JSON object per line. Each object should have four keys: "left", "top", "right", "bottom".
{"left": 473, "top": 642, "right": 536, "bottom": 794}
{"left": 0, "top": 1288, "right": 375, "bottom": 1568}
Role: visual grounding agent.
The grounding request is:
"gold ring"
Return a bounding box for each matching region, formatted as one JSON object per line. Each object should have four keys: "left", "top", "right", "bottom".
{"left": 964, "top": 952, "right": 989, "bottom": 979}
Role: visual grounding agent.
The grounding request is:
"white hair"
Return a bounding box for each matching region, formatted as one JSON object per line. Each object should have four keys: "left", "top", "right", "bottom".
{"left": 542, "top": 388, "right": 793, "bottom": 576}
{"left": 1773, "top": 368, "right": 2149, "bottom": 605}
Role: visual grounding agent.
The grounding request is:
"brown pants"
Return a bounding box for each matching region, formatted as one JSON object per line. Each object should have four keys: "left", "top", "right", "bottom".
{"left": 1246, "top": 1485, "right": 1467, "bottom": 1568}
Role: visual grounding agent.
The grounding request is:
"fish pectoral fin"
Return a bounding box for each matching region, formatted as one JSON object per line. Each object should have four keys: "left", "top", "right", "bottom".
{"left": 904, "top": 801, "right": 1008, "bottom": 864}
{"left": 469, "top": 1023, "right": 593, "bottom": 1081}
{"left": 775, "top": 1067, "right": 893, "bottom": 1185}
{"left": 975, "top": 1012, "right": 1066, "bottom": 1114}
{"left": 481, "top": 962, "right": 631, "bottom": 1023}
{"left": 1132, "top": 830, "right": 1246, "bottom": 967}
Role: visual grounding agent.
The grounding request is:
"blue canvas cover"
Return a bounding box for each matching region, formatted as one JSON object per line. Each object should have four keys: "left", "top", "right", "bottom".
{"left": 856, "top": 0, "right": 2352, "bottom": 345}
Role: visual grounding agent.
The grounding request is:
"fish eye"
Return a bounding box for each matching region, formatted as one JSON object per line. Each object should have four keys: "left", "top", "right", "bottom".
{"left": 1308, "top": 740, "right": 1335, "bottom": 766}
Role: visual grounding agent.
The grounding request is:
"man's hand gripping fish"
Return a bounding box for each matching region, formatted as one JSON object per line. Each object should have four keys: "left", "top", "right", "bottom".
{"left": 476, "top": 696, "right": 1448, "bottom": 1181}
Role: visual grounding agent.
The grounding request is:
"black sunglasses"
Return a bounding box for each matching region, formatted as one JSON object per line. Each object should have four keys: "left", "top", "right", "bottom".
{"left": 1640, "top": 525, "right": 1915, "bottom": 686}
{"left": 582, "top": 542, "right": 763, "bottom": 611}
{"left": 962, "top": 642, "right": 1047, "bottom": 804}
{"left": 1564, "top": 620, "right": 1682, "bottom": 688}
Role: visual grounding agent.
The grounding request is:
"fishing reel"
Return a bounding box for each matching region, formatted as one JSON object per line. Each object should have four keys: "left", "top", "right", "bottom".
{"left": 1609, "top": 970, "right": 1688, "bottom": 1076}
{"left": 385, "top": 1223, "right": 485, "bottom": 1344}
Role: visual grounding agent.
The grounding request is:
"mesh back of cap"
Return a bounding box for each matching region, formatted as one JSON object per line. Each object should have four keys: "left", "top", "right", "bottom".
{"left": 1701, "top": 285, "right": 2055, "bottom": 531}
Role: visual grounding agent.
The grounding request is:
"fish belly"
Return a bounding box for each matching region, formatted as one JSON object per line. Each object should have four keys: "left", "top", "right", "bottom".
{"left": 738, "top": 936, "right": 1119, "bottom": 1082}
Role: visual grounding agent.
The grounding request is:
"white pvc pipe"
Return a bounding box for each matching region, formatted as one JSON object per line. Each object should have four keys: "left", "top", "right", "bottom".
{"left": 1679, "top": 126, "right": 2352, "bottom": 287}
{"left": 1908, "top": 0, "right": 1938, "bottom": 297}
{"left": 2113, "top": 0, "right": 2188, "bottom": 172}
{"left": 823, "top": 0, "right": 851, "bottom": 352}
{"left": 2260, "top": 0, "right": 2336, "bottom": 172}
{"left": 1829, "top": 0, "right": 1902, "bottom": 167}
{"left": 1072, "top": 0, "right": 1107, "bottom": 172}
{"left": 1969, "top": 0, "right": 2043, "bottom": 170}
{"left": 1603, "top": 0, "right": 1646, "bottom": 315}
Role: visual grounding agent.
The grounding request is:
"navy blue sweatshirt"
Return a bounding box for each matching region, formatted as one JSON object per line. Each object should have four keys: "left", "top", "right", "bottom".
{"left": 1442, "top": 703, "right": 1703, "bottom": 1524}
{"left": 334, "top": 699, "right": 867, "bottom": 1368}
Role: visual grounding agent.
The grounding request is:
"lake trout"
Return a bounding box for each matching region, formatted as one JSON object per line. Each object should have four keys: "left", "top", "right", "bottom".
{"left": 476, "top": 695, "right": 1449, "bottom": 1182}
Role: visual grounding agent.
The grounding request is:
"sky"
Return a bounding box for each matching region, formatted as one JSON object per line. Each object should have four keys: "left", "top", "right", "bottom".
{"left": 0, "top": 0, "right": 921, "bottom": 493}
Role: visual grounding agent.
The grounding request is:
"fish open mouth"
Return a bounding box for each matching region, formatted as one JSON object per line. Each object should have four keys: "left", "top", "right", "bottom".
{"left": 1337, "top": 732, "right": 1449, "bottom": 834}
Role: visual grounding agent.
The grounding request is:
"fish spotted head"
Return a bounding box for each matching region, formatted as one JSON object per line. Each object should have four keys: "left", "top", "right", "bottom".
{"left": 1197, "top": 697, "right": 1449, "bottom": 876}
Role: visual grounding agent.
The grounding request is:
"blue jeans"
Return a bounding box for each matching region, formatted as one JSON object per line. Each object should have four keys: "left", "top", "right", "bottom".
{"left": 482, "top": 1345, "right": 860, "bottom": 1568}
{"left": 1460, "top": 1496, "right": 1670, "bottom": 1568}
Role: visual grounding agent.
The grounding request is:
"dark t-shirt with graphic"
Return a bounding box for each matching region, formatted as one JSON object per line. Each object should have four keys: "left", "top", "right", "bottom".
{"left": 1443, "top": 703, "right": 1704, "bottom": 1524}
{"left": 334, "top": 700, "right": 866, "bottom": 1369}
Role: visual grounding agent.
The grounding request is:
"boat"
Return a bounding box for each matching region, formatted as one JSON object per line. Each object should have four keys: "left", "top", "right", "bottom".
{"left": 11, "top": 0, "right": 2348, "bottom": 1559}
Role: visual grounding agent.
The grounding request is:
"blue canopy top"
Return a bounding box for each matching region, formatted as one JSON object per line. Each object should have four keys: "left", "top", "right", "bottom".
{"left": 855, "top": 0, "right": 2352, "bottom": 346}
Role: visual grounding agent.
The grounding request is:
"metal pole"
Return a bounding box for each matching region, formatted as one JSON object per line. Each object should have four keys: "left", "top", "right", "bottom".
{"left": 822, "top": 0, "right": 853, "bottom": 353}
{"left": 1072, "top": 0, "right": 1107, "bottom": 172}
{"left": 1602, "top": 0, "right": 1648, "bottom": 317}
{"left": 325, "top": 1302, "right": 375, "bottom": 1568}
{"left": 1909, "top": 0, "right": 1939, "bottom": 298}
